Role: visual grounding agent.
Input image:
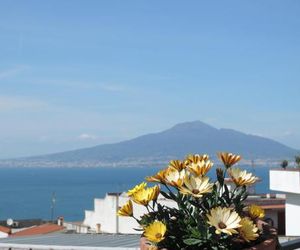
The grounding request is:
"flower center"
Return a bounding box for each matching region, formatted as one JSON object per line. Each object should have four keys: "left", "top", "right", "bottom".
{"left": 239, "top": 229, "right": 245, "bottom": 239}
{"left": 192, "top": 189, "right": 200, "bottom": 194}
{"left": 155, "top": 233, "right": 162, "bottom": 239}
{"left": 218, "top": 222, "right": 227, "bottom": 229}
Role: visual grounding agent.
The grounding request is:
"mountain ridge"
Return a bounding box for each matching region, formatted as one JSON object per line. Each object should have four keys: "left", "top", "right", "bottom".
{"left": 0, "top": 121, "right": 298, "bottom": 168}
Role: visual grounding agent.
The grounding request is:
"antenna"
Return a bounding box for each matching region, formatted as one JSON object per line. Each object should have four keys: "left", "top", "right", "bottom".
{"left": 251, "top": 159, "right": 256, "bottom": 194}
{"left": 50, "top": 192, "right": 56, "bottom": 222}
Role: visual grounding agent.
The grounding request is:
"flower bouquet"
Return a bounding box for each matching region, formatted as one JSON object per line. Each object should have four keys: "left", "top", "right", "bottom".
{"left": 118, "top": 152, "right": 277, "bottom": 250}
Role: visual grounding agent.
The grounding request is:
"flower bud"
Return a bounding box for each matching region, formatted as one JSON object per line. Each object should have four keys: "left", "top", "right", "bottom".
{"left": 216, "top": 168, "right": 224, "bottom": 186}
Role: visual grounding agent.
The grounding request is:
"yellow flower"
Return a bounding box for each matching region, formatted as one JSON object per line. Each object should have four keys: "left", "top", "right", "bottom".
{"left": 187, "top": 159, "right": 213, "bottom": 176}
{"left": 117, "top": 200, "right": 133, "bottom": 217}
{"left": 127, "top": 182, "right": 147, "bottom": 196}
{"left": 168, "top": 160, "right": 185, "bottom": 171}
{"left": 248, "top": 204, "right": 265, "bottom": 219}
{"left": 184, "top": 154, "right": 210, "bottom": 165}
{"left": 148, "top": 246, "right": 159, "bottom": 250}
{"left": 146, "top": 169, "right": 167, "bottom": 183}
{"left": 228, "top": 168, "right": 257, "bottom": 186}
{"left": 144, "top": 221, "right": 167, "bottom": 243}
{"left": 132, "top": 186, "right": 160, "bottom": 206}
{"left": 179, "top": 175, "right": 213, "bottom": 198}
{"left": 149, "top": 185, "right": 160, "bottom": 201}
{"left": 207, "top": 207, "right": 241, "bottom": 235}
{"left": 218, "top": 152, "right": 241, "bottom": 168}
{"left": 163, "top": 167, "right": 185, "bottom": 187}
{"left": 238, "top": 217, "right": 259, "bottom": 242}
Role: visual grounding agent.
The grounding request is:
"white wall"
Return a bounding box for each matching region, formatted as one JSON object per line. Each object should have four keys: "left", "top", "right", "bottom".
{"left": 84, "top": 196, "right": 118, "bottom": 233}
{"left": 0, "top": 231, "right": 8, "bottom": 238}
{"left": 270, "top": 170, "right": 300, "bottom": 194}
{"left": 118, "top": 196, "right": 146, "bottom": 234}
{"left": 269, "top": 169, "right": 300, "bottom": 236}
{"left": 64, "top": 222, "right": 89, "bottom": 233}
{"left": 286, "top": 193, "right": 300, "bottom": 236}
{"left": 83, "top": 193, "right": 177, "bottom": 234}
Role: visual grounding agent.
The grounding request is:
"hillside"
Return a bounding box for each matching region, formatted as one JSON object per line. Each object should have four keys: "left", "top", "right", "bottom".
{"left": 1, "top": 121, "right": 298, "bottom": 167}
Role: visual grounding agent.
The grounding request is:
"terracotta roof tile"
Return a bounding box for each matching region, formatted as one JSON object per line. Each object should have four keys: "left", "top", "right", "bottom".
{"left": 11, "top": 223, "right": 64, "bottom": 237}
{"left": 0, "top": 225, "right": 11, "bottom": 234}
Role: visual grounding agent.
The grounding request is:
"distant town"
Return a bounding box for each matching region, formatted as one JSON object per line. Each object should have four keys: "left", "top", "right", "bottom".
{"left": 0, "top": 157, "right": 291, "bottom": 168}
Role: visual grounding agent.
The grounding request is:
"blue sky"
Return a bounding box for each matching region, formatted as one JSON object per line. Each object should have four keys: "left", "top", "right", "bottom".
{"left": 0, "top": 1, "right": 300, "bottom": 158}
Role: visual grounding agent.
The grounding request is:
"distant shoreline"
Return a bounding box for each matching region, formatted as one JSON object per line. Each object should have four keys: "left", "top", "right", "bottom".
{"left": 0, "top": 163, "right": 283, "bottom": 169}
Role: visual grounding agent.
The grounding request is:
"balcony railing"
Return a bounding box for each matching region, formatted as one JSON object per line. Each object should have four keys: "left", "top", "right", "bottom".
{"left": 281, "top": 238, "right": 300, "bottom": 250}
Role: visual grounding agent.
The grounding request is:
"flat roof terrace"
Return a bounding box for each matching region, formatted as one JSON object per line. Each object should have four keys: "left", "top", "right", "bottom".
{"left": 0, "top": 233, "right": 140, "bottom": 250}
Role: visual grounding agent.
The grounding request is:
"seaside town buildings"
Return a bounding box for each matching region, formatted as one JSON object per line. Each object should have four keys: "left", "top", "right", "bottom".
{"left": 1, "top": 169, "right": 300, "bottom": 249}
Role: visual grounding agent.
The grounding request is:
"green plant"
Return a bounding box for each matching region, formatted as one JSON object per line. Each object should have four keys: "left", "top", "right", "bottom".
{"left": 280, "top": 160, "right": 288, "bottom": 169}
{"left": 118, "top": 152, "right": 269, "bottom": 250}
{"left": 295, "top": 155, "right": 300, "bottom": 168}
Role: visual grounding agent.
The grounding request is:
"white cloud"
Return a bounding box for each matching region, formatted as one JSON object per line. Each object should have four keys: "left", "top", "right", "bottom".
{"left": 78, "top": 133, "right": 97, "bottom": 140}
{"left": 0, "top": 65, "right": 29, "bottom": 80}
{"left": 250, "top": 132, "right": 264, "bottom": 137}
{"left": 28, "top": 79, "right": 127, "bottom": 93}
{"left": 0, "top": 96, "right": 47, "bottom": 112}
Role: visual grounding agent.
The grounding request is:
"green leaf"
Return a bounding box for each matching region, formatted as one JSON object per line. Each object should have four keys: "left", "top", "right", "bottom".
{"left": 223, "top": 184, "right": 231, "bottom": 205}
{"left": 183, "top": 238, "right": 202, "bottom": 245}
{"left": 160, "top": 190, "right": 171, "bottom": 199}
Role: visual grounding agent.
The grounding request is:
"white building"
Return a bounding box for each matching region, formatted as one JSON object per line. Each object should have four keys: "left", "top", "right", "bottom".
{"left": 0, "top": 226, "right": 11, "bottom": 238}
{"left": 83, "top": 192, "right": 176, "bottom": 234}
{"left": 270, "top": 169, "right": 300, "bottom": 236}
{"left": 82, "top": 191, "right": 285, "bottom": 234}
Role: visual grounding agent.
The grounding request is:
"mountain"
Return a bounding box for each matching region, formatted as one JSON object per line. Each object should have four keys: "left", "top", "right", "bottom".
{"left": 1, "top": 121, "right": 298, "bottom": 167}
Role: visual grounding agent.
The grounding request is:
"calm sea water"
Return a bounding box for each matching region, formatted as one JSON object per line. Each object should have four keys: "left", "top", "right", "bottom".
{"left": 0, "top": 166, "right": 273, "bottom": 221}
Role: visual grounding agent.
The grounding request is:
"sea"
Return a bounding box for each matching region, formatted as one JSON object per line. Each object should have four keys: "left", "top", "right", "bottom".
{"left": 0, "top": 166, "right": 274, "bottom": 222}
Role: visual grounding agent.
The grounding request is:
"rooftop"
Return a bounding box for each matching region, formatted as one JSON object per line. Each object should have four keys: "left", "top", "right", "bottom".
{"left": 0, "top": 225, "right": 11, "bottom": 234}
{"left": 11, "top": 223, "right": 65, "bottom": 237}
{"left": 0, "top": 233, "right": 140, "bottom": 250}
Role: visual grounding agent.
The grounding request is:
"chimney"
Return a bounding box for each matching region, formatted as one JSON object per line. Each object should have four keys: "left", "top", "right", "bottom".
{"left": 57, "top": 216, "right": 64, "bottom": 226}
